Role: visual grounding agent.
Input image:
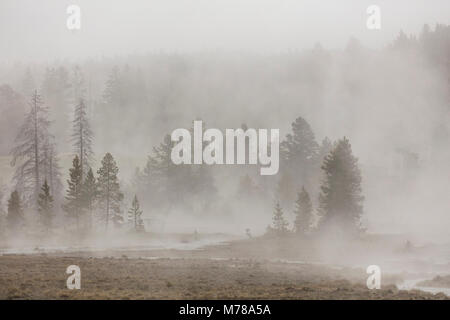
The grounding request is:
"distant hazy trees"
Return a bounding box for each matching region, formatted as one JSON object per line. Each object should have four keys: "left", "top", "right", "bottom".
{"left": 6, "top": 191, "right": 23, "bottom": 230}
{"left": 133, "top": 125, "right": 217, "bottom": 214}
{"left": 281, "top": 117, "right": 319, "bottom": 178}
{"left": 41, "top": 67, "right": 70, "bottom": 148}
{"left": 0, "top": 183, "right": 5, "bottom": 218}
{"left": 81, "top": 168, "right": 97, "bottom": 230}
{"left": 0, "top": 85, "right": 27, "bottom": 156}
{"left": 293, "top": 187, "right": 313, "bottom": 235}
{"left": 71, "top": 98, "right": 93, "bottom": 177}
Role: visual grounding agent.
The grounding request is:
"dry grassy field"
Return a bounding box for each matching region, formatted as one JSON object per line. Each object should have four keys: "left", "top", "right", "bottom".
{"left": 0, "top": 246, "right": 448, "bottom": 300}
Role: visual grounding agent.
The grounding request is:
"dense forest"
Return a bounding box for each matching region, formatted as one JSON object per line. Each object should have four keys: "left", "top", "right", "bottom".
{"left": 0, "top": 24, "right": 449, "bottom": 240}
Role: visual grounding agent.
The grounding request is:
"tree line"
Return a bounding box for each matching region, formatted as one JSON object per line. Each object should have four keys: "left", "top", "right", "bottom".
{"left": 4, "top": 69, "right": 145, "bottom": 235}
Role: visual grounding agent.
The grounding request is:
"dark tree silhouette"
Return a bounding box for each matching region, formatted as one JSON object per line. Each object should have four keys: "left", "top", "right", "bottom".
{"left": 97, "top": 153, "right": 123, "bottom": 231}
{"left": 63, "top": 155, "right": 83, "bottom": 230}
{"left": 71, "top": 97, "right": 93, "bottom": 177}
{"left": 37, "top": 180, "right": 54, "bottom": 231}
{"left": 318, "top": 137, "right": 364, "bottom": 233}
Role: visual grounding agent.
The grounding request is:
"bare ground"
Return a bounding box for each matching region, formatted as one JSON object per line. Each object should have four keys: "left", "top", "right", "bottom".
{"left": 0, "top": 253, "right": 447, "bottom": 300}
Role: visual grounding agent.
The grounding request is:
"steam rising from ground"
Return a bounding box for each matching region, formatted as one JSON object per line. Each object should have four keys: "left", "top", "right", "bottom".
{"left": 0, "top": 2, "right": 449, "bottom": 286}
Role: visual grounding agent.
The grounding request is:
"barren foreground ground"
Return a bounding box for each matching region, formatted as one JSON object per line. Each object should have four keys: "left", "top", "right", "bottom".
{"left": 0, "top": 254, "right": 447, "bottom": 300}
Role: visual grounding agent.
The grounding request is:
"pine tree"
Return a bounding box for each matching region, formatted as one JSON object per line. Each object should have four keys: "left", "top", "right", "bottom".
{"left": 128, "top": 195, "right": 144, "bottom": 232}
{"left": 97, "top": 153, "right": 123, "bottom": 231}
{"left": 41, "top": 136, "right": 63, "bottom": 202}
{"left": 37, "top": 180, "right": 54, "bottom": 231}
{"left": 271, "top": 201, "right": 289, "bottom": 236}
{"left": 318, "top": 137, "right": 364, "bottom": 232}
{"left": 280, "top": 116, "right": 319, "bottom": 193}
{"left": 103, "top": 66, "right": 123, "bottom": 108}
{"left": 6, "top": 191, "right": 23, "bottom": 230}
{"left": 71, "top": 97, "right": 93, "bottom": 177}
{"left": 293, "top": 187, "right": 313, "bottom": 234}
{"left": 63, "top": 155, "right": 83, "bottom": 230}
{"left": 71, "top": 65, "right": 86, "bottom": 103}
{"left": 10, "top": 90, "right": 51, "bottom": 207}
{"left": 81, "top": 168, "right": 97, "bottom": 230}
{"left": 281, "top": 117, "right": 319, "bottom": 169}
{"left": 139, "top": 127, "right": 216, "bottom": 212}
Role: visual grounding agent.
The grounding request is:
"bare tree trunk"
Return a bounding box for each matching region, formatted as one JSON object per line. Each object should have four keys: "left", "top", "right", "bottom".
{"left": 33, "top": 90, "right": 40, "bottom": 204}
{"left": 49, "top": 150, "right": 54, "bottom": 195}
{"left": 105, "top": 166, "right": 110, "bottom": 232}
{"left": 80, "top": 117, "right": 83, "bottom": 178}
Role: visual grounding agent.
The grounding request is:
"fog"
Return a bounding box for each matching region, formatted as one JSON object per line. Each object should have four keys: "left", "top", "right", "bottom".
{"left": 0, "top": 1, "right": 450, "bottom": 296}
{"left": 1, "top": 0, "right": 450, "bottom": 61}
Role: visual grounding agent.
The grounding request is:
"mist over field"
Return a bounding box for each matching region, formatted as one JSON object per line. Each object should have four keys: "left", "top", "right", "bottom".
{"left": 0, "top": 0, "right": 449, "bottom": 300}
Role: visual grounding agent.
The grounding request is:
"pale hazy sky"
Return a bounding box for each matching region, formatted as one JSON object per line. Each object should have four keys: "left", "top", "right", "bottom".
{"left": 0, "top": 0, "right": 449, "bottom": 62}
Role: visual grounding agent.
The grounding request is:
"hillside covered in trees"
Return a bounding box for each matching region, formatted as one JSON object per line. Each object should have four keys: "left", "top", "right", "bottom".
{"left": 0, "top": 24, "right": 449, "bottom": 243}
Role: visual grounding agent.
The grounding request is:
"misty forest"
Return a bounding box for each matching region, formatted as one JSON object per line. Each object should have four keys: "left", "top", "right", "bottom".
{"left": 0, "top": 23, "right": 450, "bottom": 299}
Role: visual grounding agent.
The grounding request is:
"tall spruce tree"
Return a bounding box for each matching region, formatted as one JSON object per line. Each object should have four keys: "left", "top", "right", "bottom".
{"left": 10, "top": 90, "right": 51, "bottom": 207}
{"left": 63, "top": 155, "right": 83, "bottom": 230}
{"left": 293, "top": 187, "right": 313, "bottom": 234}
{"left": 280, "top": 117, "right": 319, "bottom": 170}
{"left": 71, "top": 97, "right": 93, "bottom": 177}
{"left": 6, "top": 191, "right": 23, "bottom": 230}
{"left": 280, "top": 116, "right": 320, "bottom": 196}
{"left": 318, "top": 137, "right": 364, "bottom": 232}
{"left": 271, "top": 201, "right": 289, "bottom": 236}
{"left": 0, "top": 184, "right": 4, "bottom": 234}
{"left": 103, "top": 66, "right": 123, "bottom": 109}
{"left": 128, "top": 195, "right": 144, "bottom": 232}
{"left": 37, "top": 180, "right": 54, "bottom": 231}
{"left": 97, "top": 153, "right": 123, "bottom": 231}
